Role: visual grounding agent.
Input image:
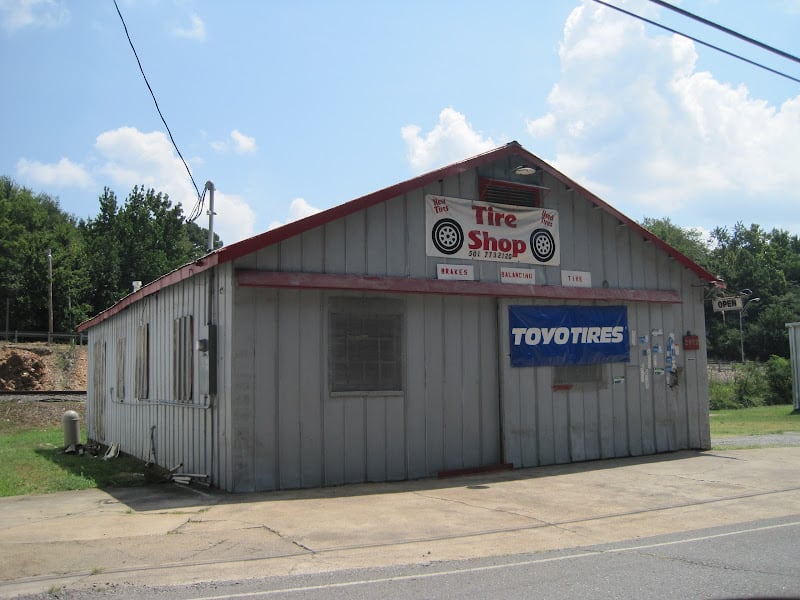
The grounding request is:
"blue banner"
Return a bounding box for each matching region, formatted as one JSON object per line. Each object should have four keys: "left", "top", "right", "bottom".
{"left": 509, "top": 305, "right": 630, "bottom": 367}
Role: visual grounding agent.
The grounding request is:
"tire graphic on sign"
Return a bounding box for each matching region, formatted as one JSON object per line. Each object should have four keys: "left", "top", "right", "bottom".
{"left": 530, "top": 228, "right": 555, "bottom": 262}
{"left": 431, "top": 218, "right": 464, "bottom": 255}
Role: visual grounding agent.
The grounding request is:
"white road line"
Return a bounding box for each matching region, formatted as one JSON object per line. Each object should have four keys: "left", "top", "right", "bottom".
{"left": 185, "top": 519, "right": 800, "bottom": 599}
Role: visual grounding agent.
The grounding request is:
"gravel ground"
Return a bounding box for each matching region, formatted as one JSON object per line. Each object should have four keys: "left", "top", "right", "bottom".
{"left": 711, "top": 432, "right": 800, "bottom": 448}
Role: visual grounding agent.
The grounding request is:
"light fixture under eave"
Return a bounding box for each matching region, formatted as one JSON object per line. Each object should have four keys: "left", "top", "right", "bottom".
{"left": 513, "top": 165, "right": 537, "bottom": 176}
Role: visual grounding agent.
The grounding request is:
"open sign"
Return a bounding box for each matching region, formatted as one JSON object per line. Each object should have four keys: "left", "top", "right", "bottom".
{"left": 712, "top": 296, "right": 742, "bottom": 312}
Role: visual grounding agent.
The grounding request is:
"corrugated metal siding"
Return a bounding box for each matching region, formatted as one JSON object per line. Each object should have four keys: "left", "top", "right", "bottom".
{"left": 228, "top": 288, "right": 501, "bottom": 491}
{"left": 227, "top": 166, "right": 710, "bottom": 489}
{"left": 788, "top": 323, "right": 800, "bottom": 411}
{"left": 85, "top": 268, "right": 228, "bottom": 486}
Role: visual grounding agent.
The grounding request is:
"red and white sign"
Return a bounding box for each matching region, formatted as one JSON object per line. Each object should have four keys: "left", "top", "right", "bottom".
{"left": 426, "top": 195, "right": 559, "bottom": 265}
{"left": 561, "top": 270, "right": 591, "bottom": 288}
{"left": 437, "top": 264, "right": 474, "bottom": 281}
{"left": 500, "top": 267, "right": 536, "bottom": 284}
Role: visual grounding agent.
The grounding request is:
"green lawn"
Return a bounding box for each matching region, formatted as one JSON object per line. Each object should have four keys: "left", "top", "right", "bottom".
{"left": 709, "top": 404, "right": 800, "bottom": 437}
{"left": 0, "top": 427, "right": 147, "bottom": 497}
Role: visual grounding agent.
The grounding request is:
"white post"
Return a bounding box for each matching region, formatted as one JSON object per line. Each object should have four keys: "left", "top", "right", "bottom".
{"left": 205, "top": 180, "right": 216, "bottom": 252}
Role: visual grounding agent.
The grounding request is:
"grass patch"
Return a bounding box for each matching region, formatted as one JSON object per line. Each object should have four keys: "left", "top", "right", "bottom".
{"left": 709, "top": 404, "right": 800, "bottom": 438}
{"left": 0, "top": 427, "right": 147, "bottom": 497}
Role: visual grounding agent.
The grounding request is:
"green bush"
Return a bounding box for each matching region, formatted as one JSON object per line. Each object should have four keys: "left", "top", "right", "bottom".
{"left": 764, "top": 355, "right": 792, "bottom": 405}
{"left": 709, "top": 380, "right": 738, "bottom": 410}
{"left": 733, "top": 361, "right": 768, "bottom": 408}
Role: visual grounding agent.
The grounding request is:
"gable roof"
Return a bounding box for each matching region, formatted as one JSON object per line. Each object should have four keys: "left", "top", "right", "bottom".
{"left": 78, "top": 141, "right": 722, "bottom": 332}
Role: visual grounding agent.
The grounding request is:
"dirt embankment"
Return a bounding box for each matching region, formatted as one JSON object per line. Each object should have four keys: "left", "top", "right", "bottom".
{"left": 0, "top": 343, "right": 87, "bottom": 391}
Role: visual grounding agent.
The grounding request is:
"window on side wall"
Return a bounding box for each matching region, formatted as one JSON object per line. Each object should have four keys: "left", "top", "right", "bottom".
{"left": 116, "top": 337, "right": 126, "bottom": 400}
{"left": 329, "top": 298, "right": 403, "bottom": 393}
{"left": 173, "top": 315, "right": 194, "bottom": 403}
{"left": 553, "top": 363, "right": 607, "bottom": 390}
{"left": 135, "top": 324, "right": 149, "bottom": 400}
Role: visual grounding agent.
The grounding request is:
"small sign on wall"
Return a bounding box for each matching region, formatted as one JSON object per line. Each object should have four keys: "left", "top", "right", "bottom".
{"left": 683, "top": 334, "right": 700, "bottom": 350}
{"left": 561, "top": 270, "right": 591, "bottom": 287}
{"left": 500, "top": 267, "right": 535, "bottom": 284}
{"left": 437, "top": 264, "right": 474, "bottom": 281}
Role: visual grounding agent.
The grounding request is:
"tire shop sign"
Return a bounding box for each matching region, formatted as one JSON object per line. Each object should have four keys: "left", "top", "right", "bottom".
{"left": 426, "top": 194, "right": 560, "bottom": 265}
{"left": 509, "top": 305, "right": 630, "bottom": 367}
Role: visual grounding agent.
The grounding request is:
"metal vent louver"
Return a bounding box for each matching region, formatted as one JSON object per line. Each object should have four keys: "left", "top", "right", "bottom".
{"left": 479, "top": 178, "right": 545, "bottom": 207}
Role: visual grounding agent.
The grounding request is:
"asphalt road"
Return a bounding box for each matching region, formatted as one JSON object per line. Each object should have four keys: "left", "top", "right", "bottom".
{"left": 20, "top": 516, "right": 800, "bottom": 600}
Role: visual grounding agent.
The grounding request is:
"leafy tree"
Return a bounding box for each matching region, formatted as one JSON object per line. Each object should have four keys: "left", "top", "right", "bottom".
{"left": 641, "top": 217, "right": 711, "bottom": 269}
{"left": 0, "top": 177, "right": 90, "bottom": 332}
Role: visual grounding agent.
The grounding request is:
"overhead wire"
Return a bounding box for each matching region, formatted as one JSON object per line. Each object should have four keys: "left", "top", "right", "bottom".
{"left": 112, "top": 0, "right": 206, "bottom": 221}
{"left": 590, "top": 0, "right": 800, "bottom": 86}
{"left": 647, "top": 0, "right": 800, "bottom": 66}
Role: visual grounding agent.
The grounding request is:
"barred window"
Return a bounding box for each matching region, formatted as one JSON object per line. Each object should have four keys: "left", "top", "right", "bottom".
{"left": 173, "top": 315, "right": 194, "bottom": 402}
{"left": 553, "top": 363, "right": 607, "bottom": 389}
{"left": 135, "top": 324, "right": 149, "bottom": 400}
{"left": 329, "top": 298, "right": 403, "bottom": 393}
{"left": 115, "top": 337, "right": 126, "bottom": 400}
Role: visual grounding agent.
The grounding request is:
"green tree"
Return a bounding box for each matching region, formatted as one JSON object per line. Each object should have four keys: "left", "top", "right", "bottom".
{"left": 641, "top": 217, "right": 711, "bottom": 269}
{"left": 0, "top": 177, "right": 90, "bottom": 332}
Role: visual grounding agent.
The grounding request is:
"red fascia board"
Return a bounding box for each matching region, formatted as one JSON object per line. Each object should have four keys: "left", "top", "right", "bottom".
{"left": 215, "top": 144, "right": 525, "bottom": 265}
{"left": 508, "top": 148, "right": 723, "bottom": 286}
{"left": 76, "top": 255, "right": 219, "bottom": 332}
{"left": 236, "top": 270, "right": 683, "bottom": 304}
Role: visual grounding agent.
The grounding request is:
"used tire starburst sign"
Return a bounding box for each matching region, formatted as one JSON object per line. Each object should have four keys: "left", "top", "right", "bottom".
{"left": 425, "top": 194, "right": 560, "bottom": 265}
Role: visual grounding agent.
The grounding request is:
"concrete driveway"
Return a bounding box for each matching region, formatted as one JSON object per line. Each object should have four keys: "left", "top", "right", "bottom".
{"left": 2, "top": 447, "right": 800, "bottom": 598}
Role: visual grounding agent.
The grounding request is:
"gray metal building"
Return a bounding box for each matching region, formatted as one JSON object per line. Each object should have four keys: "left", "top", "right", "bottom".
{"left": 78, "top": 142, "right": 722, "bottom": 492}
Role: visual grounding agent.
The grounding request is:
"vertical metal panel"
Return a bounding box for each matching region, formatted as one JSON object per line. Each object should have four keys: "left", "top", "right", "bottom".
{"left": 366, "top": 399, "right": 386, "bottom": 481}
{"left": 345, "top": 212, "right": 367, "bottom": 274}
{"left": 253, "top": 287, "right": 278, "bottom": 491}
{"left": 788, "top": 323, "right": 800, "bottom": 411}
{"left": 278, "top": 289, "right": 302, "bottom": 489}
{"left": 230, "top": 285, "right": 256, "bottom": 491}
{"left": 366, "top": 203, "right": 388, "bottom": 276}
{"left": 479, "top": 296, "right": 501, "bottom": 466}
{"left": 323, "top": 398, "right": 346, "bottom": 485}
{"left": 423, "top": 295, "right": 445, "bottom": 473}
{"left": 298, "top": 291, "right": 323, "bottom": 487}
{"left": 443, "top": 297, "right": 464, "bottom": 469}
{"left": 385, "top": 195, "right": 407, "bottom": 277}
{"left": 404, "top": 295, "right": 427, "bottom": 477}
{"left": 344, "top": 397, "right": 365, "bottom": 483}
{"left": 386, "top": 396, "right": 406, "bottom": 480}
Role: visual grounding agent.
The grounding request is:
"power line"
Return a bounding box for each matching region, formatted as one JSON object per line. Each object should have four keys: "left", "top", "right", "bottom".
{"left": 111, "top": 0, "right": 204, "bottom": 211}
{"left": 591, "top": 0, "right": 800, "bottom": 86}
{"left": 647, "top": 0, "right": 800, "bottom": 66}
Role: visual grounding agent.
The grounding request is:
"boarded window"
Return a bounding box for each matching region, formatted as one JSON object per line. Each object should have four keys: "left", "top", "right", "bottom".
{"left": 115, "top": 337, "right": 126, "bottom": 400}
{"left": 553, "top": 364, "right": 607, "bottom": 388}
{"left": 135, "top": 324, "right": 149, "bottom": 399}
{"left": 329, "top": 298, "right": 403, "bottom": 393}
{"left": 173, "top": 315, "right": 194, "bottom": 402}
{"left": 91, "top": 340, "right": 106, "bottom": 439}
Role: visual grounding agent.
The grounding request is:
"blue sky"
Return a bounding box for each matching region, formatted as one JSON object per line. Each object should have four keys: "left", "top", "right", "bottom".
{"left": 2, "top": 0, "right": 799, "bottom": 245}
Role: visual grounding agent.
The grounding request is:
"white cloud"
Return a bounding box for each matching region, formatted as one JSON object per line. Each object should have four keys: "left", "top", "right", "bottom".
{"left": 401, "top": 107, "right": 496, "bottom": 172}
{"left": 92, "top": 126, "right": 257, "bottom": 243}
{"left": 16, "top": 157, "right": 92, "bottom": 188}
{"left": 230, "top": 129, "right": 257, "bottom": 154}
{"left": 210, "top": 129, "right": 258, "bottom": 154}
{"left": 525, "top": 0, "right": 800, "bottom": 232}
{"left": 267, "top": 197, "right": 322, "bottom": 230}
{"left": 0, "top": 0, "right": 69, "bottom": 32}
{"left": 172, "top": 13, "right": 205, "bottom": 41}
{"left": 210, "top": 191, "right": 256, "bottom": 245}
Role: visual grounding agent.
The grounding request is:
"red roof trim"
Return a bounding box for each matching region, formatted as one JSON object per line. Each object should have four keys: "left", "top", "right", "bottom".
{"left": 236, "top": 270, "right": 683, "bottom": 304}
{"left": 78, "top": 141, "right": 719, "bottom": 331}
{"left": 76, "top": 255, "right": 219, "bottom": 332}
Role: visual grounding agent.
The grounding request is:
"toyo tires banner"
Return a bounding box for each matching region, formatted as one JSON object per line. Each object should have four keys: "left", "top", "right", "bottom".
{"left": 426, "top": 194, "right": 559, "bottom": 265}
{"left": 509, "top": 305, "right": 630, "bottom": 367}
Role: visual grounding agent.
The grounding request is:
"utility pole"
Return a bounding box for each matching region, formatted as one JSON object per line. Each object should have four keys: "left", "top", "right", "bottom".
{"left": 205, "top": 180, "right": 216, "bottom": 252}
{"left": 47, "top": 249, "right": 53, "bottom": 343}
